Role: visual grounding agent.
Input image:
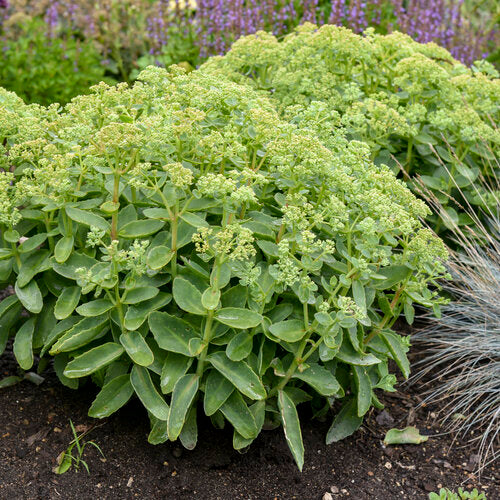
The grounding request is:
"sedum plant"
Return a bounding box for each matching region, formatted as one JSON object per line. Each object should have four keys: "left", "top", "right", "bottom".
{"left": 0, "top": 66, "right": 448, "bottom": 469}
{"left": 202, "top": 23, "right": 500, "bottom": 237}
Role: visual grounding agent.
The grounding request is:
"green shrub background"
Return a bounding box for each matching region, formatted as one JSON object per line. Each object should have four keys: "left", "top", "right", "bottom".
{"left": 0, "top": 18, "right": 110, "bottom": 106}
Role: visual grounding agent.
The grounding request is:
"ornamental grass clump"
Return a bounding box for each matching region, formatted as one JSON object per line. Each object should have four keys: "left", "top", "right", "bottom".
{"left": 0, "top": 66, "right": 448, "bottom": 469}
{"left": 202, "top": 23, "right": 500, "bottom": 237}
{"left": 412, "top": 159, "right": 499, "bottom": 473}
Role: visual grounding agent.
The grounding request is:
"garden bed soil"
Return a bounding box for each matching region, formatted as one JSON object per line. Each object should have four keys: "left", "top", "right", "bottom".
{"left": 0, "top": 346, "right": 498, "bottom": 499}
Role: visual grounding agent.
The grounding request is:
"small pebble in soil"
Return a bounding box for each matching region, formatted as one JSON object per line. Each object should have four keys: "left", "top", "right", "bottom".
{"left": 383, "top": 447, "right": 395, "bottom": 458}
{"left": 384, "top": 462, "right": 392, "bottom": 469}
{"left": 330, "top": 486, "right": 339, "bottom": 494}
{"left": 376, "top": 410, "right": 394, "bottom": 427}
{"left": 322, "top": 493, "right": 333, "bottom": 500}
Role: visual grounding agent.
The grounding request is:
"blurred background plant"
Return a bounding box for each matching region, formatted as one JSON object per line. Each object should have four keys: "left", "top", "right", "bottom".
{"left": 411, "top": 151, "right": 499, "bottom": 474}
{"left": 0, "top": 16, "right": 108, "bottom": 105}
{"left": 0, "top": 0, "right": 498, "bottom": 104}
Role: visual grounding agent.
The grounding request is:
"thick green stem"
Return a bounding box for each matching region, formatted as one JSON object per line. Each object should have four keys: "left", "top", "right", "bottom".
{"left": 196, "top": 310, "right": 214, "bottom": 377}
{"left": 405, "top": 137, "right": 414, "bottom": 173}
{"left": 171, "top": 211, "right": 178, "bottom": 278}
{"left": 268, "top": 327, "right": 317, "bottom": 399}
{"left": 114, "top": 282, "right": 126, "bottom": 334}
{"left": 276, "top": 222, "right": 285, "bottom": 243}
{"left": 111, "top": 172, "right": 120, "bottom": 241}
{"left": 364, "top": 285, "right": 405, "bottom": 345}
{"left": 364, "top": 314, "right": 390, "bottom": 345}
{"left": 303, "top": 302, "right": 309, "bottom": 330}
{"left": 268, "top": 357, "right": 301, "bottom": 399}
{"left": 11, "top": 242, "right": 21, "bottom": 269}
{"left": 44, "top": 215, "right": 55, "bottom": 251}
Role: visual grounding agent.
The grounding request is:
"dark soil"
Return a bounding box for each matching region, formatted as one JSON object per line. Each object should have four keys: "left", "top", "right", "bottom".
{"left": 0, "top": 346, "right": 498, "bottom": 500}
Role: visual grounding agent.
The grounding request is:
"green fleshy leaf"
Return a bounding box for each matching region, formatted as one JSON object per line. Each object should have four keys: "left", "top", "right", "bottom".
{"left": 120, "top": 331, "right": 154, "bottom": 367}
{"left": 64, "top": 342, "right": 124, "bottom": 378}
{"left": 54, "top": 286, "right": 81, "bottom": 320}
{"left": 226, "top": 331, "right": 253, "bottom": 361}
{"left": 167, "top": 373, "right": 199, "bottom": 441}
{"left": 66, "top": 206, "right": 110, "bottom": 232}
{"left": 172, "top": 277, "right": 206, "bottom": 315}
{"left": 88, "top": 374, "right": 134, "bottom": 418}
{"left": 149, "top": 311, "right": 199, "bottom": 356}
{"left": 160, "top": 352, "right": 193, "bottom": 394}
{"left": 380, "top": 331, "right": 410, "bottom": 379}
{"left": 13, "top": 317, "right": 36, "bottom": 370}
{"left": 130, "top": 364, "right": 169, "bottom": 421}
{"left": 219, "top": 391, "right": 258, "bottom": 440}
{"left": 215, "top": 307, "right": 262, "bottom": 329}
{"left": 54, "top": 236, "right": 74, "bottom": 264}
{"left": 353, "top": 365, "right": 372, "bottom": 417}
{"left": 146, "top": 246, "right": 173, "bottom": 270}
{"left": 119, "top": 219, "right": 165, "bottom": 238}
{"left": 292, "top": 363, "right": 342, "bottom": 396}
{"left": 326, "top": 399, "right": 363, "bottom": 444}
{"left": 384, "top": 427, "right": 429, "bottom": 445}
{"left": 278, "top": 389, "right": 304, "bottom": 471}
{"left": 15, "top": 279, "right": 43, "bottom": 314}
{"left": 122, "top": 286, "right": 159, "bottom": 304}
{"left": 76, "top": 298, "right": 114, "bottom": 317}
{"left": 268, "top": 319, "right": 305, "bottom": 342}
{"left": 208, "top": 351, "right": 266, "bottom": 400}
{"left": 203, "top": 369, "right": 234, "bottom": 416}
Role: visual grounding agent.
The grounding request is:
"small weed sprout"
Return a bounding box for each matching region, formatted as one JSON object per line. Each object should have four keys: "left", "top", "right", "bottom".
{"left": 429, "top": 487, "right": 487, "bottom": 500}
{"left": 55, "top": 420, "right": 104, "bottom": 475}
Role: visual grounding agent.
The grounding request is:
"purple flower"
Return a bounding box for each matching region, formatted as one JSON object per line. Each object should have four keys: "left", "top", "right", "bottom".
{"left": 44, "top": 1, "right": 60, "bottom": 38}
{"left": 329, "top": 0, "right": 346, "bottom": 25}
{"left": 0, "top": 0, "right": 492, "bottom": 67}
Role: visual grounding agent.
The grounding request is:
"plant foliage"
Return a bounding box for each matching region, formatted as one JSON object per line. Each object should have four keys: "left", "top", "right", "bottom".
{"left": 55, "top": 420, "right": 104, "bottom": 475}
{"left": 203, "top": 23, "right": 500, "bottom": 236}
{"left": 0, "top": 17, "right": 108, "bottom": 105}
{"left": 429, "top": 488, "right": 487, "bottom": 500}
{"left": 0, "top": 63, "right": 448, "bottom": 469}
